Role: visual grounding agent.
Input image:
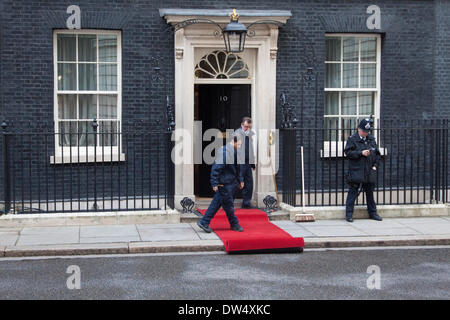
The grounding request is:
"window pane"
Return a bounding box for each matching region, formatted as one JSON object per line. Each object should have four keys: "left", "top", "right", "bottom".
{"left": 57, "top": 63, "right": 77, "bottom": 90}
{"left": 99, "top": 95, "right": 117, "bottom": 119}
{"left": 79, "top": 64, "right": 97, "bottom": 91}
{"left": 324, "top": 117, "right": 339, "bottom": 141}
{"left": 224, "top": 54, "right": 237, "bottom": 73}
{"left": 58, "top": 121, "right": 78, "bottom": 147}
{"left": 99, "top": 121, "right": 118, "bottom": 146}
{"left": 217, "top": 51, "right": 227, "bottom": 71}
{"left": 57, "top": 34, "right": 76, "bottom": 61}
{"left": 325, "top": 92, "right": 339, "bottom": 115}
{"left": 78, "top": 35, "right": 97, "bottom": 62}
{"left": 341, "top": 92, "right": 357, "bottom": 115}
{"left": 341, "top": 117, "right": 358, "bottom": 141}
{"left": 360, "top": 37, "right": 377, "bottom": 62}
{"left": 326, "top": 37, "right": 341, "bottom": 61}
{"left": 99, "top": 35, "right": 117, "bottom": 62}
{"left": 359, "top": 92, "right": 375, "bottom": 115}
{"left": 58, "top": 94, "right": 77, "bottom": 119}
{"left": 343, "top": 63, "right": 358, "bottom": 88}
{"left": 343, "top": 37, "right": 358, "bottom": 61}
{"left": 79, "top": 94, "right": 97, "bottom": 119}
{"left": 325, "top": 63, "right": 341, "bottom": 88}
{"left": 78, "top": 122, "right": 96, "bottom": 147}
{"left": 360, "top": 63, "right": 376, "bottom": 88}
{"left": 99, "top": 64, "right": 117, "bottom": 91}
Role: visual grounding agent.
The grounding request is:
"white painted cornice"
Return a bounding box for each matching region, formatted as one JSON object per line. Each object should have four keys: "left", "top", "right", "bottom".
{"left": 159, "top": 8, "right": 292, "bottom": 25}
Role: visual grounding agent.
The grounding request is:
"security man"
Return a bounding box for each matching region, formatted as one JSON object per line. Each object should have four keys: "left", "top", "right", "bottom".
{"left": 235, "top": 117, "right": 256, "bottom": 208}
{"left": 344, "top": 118, "right": 383, "bottom": 223}
{"left": 197, "top": 134, "right": 245, "bottom": 233}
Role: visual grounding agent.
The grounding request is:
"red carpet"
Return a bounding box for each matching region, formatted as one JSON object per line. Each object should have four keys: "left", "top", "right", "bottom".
{"left": 199, "top": 209, "right": 304, "bottom": 254}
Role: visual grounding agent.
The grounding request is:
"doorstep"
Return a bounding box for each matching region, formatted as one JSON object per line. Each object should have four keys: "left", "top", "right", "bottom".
{"left": 180, "top": 210, "right": 290, "bottom": 223}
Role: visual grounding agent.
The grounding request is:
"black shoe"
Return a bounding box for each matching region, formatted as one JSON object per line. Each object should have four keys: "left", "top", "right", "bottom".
{"left": 242, "top": 204, "right": 256, "bottom": 209}
{"left": 369, "top": 214, "right": 383, "bottom": 221}
{"left": 197, "top": 221, "right": 212, "bottom": 233}
{"left": 230, "top": 224, "right": 244, "bottom": 232}
{"left": 346, "top": 217, "right": 353, "bottom": 223}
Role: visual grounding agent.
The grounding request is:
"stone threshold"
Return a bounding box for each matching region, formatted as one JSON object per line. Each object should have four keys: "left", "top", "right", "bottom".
{"left": 0, "top": 209, "right": 180, "bottom": 228}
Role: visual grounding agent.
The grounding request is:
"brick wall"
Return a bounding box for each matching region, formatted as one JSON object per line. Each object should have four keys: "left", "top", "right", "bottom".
{"left": 0, "top": 0, "right": 448, "bottom": 207}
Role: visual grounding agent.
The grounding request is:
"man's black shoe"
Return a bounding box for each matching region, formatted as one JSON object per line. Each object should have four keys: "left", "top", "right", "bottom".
{"left": 197, "top": 221, "right": 212, "bottom": 233}
{"left": 242, "top": 204, "right": 256, "bottom": 209}
{"left": 230, "top": 224, "right": 244, "bottom": 232}
{"left": 346, "top": 217, "right": 353, "bottom": 223}
{"left": 369, "top": 214, "right": 383, "bottom": 221}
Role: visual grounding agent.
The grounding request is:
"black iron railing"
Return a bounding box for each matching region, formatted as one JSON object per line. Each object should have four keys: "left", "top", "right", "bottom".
{"left": 0, "top": 121, "right": 175, "bottom": 214}
{"left": 280, "top": 119, "right": 449, "bottom": 207}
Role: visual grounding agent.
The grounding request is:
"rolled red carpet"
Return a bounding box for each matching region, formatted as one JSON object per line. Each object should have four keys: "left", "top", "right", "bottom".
{"left": 198, "top": 208, "right": 304, "bottom": 254}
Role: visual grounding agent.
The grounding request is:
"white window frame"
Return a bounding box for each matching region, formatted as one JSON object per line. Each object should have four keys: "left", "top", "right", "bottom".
{"left": 322, "top": 33, "right": 384, "bottom": 157}
{"left": 51, "top": 29, "right": 124, "bottom": 164}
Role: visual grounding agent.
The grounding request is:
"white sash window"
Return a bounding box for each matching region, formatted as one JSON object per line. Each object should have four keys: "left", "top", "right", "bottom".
{"left": 53, "top": 30, "right": 123, "bottom": 163}
{"left": 323, "top": 34, "right": 381, "bottom": 156}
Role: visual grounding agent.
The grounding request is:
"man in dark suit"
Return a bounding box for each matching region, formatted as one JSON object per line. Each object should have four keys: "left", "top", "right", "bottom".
{"left": 235, "top": 117, "right": 256, "bottom": 209}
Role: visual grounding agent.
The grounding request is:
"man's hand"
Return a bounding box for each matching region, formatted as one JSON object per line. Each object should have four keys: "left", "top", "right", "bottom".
{"left": 239, "top": 182, "right": 244, "bottom": 189}
{"left": 362, "top": 150, "right": 371, "bottom": 157}
{"left": 212, "top": 186, "right": 218, "bottom": 192}
{"left": 372, "top": 166, "right": 377, "bottom": 170}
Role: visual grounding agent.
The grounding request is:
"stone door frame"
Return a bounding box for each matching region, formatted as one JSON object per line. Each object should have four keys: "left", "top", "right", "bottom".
{"left": 160, "top": 9, "right": 291, "bottom": 209}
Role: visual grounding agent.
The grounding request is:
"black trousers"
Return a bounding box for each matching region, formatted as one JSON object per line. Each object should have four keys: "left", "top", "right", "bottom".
{"left": 345, "top": 182, "right": 377, "bottom": 218}
{"left": 240, "top": 164, "right": 253, "bottom": 206}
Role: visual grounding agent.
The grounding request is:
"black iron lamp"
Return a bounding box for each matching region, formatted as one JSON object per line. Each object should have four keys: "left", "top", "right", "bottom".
{"left": 222, "top": 9, "right": 247, "bottom": 53}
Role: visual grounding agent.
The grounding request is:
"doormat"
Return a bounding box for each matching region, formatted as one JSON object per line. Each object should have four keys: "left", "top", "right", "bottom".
{"left": 198, "top": 209, "right": 304, "bottom": 254}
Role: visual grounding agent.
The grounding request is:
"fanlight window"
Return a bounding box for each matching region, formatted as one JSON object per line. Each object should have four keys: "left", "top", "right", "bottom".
{"left": 194, "top": 50, "right": 250, "bottom": 79}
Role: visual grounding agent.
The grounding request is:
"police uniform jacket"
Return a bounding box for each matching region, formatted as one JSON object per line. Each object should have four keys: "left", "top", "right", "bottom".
{"left": 344, "top": 133, "right": 381, "bottom": 184}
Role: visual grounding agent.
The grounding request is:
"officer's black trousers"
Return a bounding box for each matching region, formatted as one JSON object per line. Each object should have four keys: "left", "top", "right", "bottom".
{"left": 345, "top": 182, "right": 377, "bottom": 218}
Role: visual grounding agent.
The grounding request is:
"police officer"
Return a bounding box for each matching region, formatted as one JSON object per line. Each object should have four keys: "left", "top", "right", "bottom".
{"left": 344, "top": 119, "right": 383, "bottom": 223}
{"left": 235, "top": 117, "right": 256, "bottom": 209}
{"left": 197, "top": 134, "right": 245, "bottom": 233}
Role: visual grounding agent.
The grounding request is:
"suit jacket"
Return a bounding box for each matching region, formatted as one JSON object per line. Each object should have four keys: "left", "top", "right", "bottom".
{"left": 234, "top": 127, "right": 256, "bottom": 167}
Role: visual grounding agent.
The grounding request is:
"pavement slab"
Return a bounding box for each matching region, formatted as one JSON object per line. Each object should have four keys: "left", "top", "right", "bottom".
{"left": 138, "top": 227, "right": 201, "bottom": 242}
{"left": 271, "top": 221, "right": 301, "bottom": 229}
{"left": 80, "top": 225, "right": 139, "bottom": 238}
{"left": 282, "top": 228, "right": 316, "bottom": 238}
{"left": 0, "top": 233, "right": 19, "bottom": 246}
{"left": 296, "top": 220, "right": 350, "bottom": 226}
{"left": 406, "top": 223, "right": 450, "bottom": 235}
{"left": 356, "top": 227, "right": 421, "bottom": 236}
{"left": 303, "top": 225, "right": 369, "bottom": 237}
{"left": 349, "top": 218, "right": 405, "bottom": 228}
{"left": 20, "top": 226, "right": 79, "bottom": 235}
{"left": 16, "top": 233, "right": 79, "bottom": 246}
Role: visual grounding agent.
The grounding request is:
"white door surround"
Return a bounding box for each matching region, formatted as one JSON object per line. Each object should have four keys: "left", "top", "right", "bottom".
{"left": 160, "top": 9, "right": 292, "bottom": 209}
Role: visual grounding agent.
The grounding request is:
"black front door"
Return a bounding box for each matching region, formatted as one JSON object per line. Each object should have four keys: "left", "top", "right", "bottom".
{"left": 194, "top": 84, "right": 251, "bottom": 197}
